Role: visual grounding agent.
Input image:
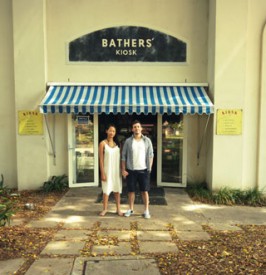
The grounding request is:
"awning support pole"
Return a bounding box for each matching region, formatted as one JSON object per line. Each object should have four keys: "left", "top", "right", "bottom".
{"left": 44, "top": 115, "right": 56, "bottom": 164}
{"left": 197, "top": 115, "right": 211, "bottom": 165}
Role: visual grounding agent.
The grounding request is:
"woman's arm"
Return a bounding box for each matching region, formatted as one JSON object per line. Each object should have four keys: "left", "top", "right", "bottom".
{"left": 99, "top": 141, "right": 106, "bottom": 181}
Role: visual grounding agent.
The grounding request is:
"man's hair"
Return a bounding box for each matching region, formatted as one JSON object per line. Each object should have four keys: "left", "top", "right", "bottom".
{"left": 131, "top": 120, "right": 141, "bottom": 127}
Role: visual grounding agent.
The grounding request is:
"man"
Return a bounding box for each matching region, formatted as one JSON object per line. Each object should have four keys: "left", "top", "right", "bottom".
{"left": 121, "top": 120, "right": 154, "bottom": 219}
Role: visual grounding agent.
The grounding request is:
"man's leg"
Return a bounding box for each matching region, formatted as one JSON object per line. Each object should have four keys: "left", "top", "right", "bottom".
{"left": 139, "top": 170, "right": 151, "bottom": 218}
{"left": 128, "top": 192, "right": 135, "bottom": 210}
{"left": 124, "top": 170, "right": 136, "bottom": 217}
{"left": 141, "top": 191, "right": 149, "bottom": 212}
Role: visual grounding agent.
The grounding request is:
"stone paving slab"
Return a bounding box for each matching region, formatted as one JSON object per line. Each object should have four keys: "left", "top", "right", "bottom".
{"left": 137, "top": 230, "right": 172, "bottom": 241}
{"left": 26, "top": 220, "right": 60, "bottom": 228}
{"left": 83, "top": 258, "right": 160, "bottom": 275}
{"left": 0, "top": 258, "right": 25, "bottom": 275}
{"left": 41, "top": 240, "right": 85, "bottom": 255}
{"left": 25, "top": 258, "right": 74, "bottom": 275}
{"left": 65, "top": 187, "right": 101, "bottom": 197}
{"left": 195, "top": 204, "right": 266, "bottom": 225}
{"left": 99, "top": 219, "right": 131, "bottom": 230}
{"left": 62, "top": 217, "right": 98, "bottom": 228}
{"left": 171, "top": 220, "right": 204, "bottom": 231}
{"left": 72, "top": 256, "right": 159, "bottom": 275}
{"left": 176, "top": 230, "right": 211, "bottom": 241}
{"left": 137, "top": 219, "right": 170, "bottom": 230}
{"left": 9, "top": 218, "right": 26, "bottom": 226}
{"left": 3, "top": 186, "right": 263, "bottom": 275}
{"left": 54, "top": 229, "right": 91, "bottom": 241}
{"left": 208, "top": 223, "right": 243, "bottom": 231}
{"left": 139, "top": 241, "right": 178, "bottom": 253}
{"left": 97, "top": 230, "right": 131, "bottom": 241}
{"left": 92, "top": 242, "right": 132, "bottom": 255}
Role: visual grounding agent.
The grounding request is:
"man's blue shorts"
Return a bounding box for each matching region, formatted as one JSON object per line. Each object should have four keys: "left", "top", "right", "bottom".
{"left": 126, "top": 169, "right": 150, "bottom": 192}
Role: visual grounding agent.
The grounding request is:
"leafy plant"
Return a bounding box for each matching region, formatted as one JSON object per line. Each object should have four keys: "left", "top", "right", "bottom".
{"left": 42, "top": 175, "right": 68, "bottom": 193}
{"left": 0, "top": 174, "right": 4, "bottom": 189}
{"left": 186, "top": 182, "right": 212, "bottom": 203}
{"left": 242, "top": 188, "right": 266, "bottom": 206}
{"left": 186, "top": 183, "right": 266, "bottom": 206}
{"left": 212, "top": 187, "right": 242, "bottom": 205}
{"left": 0, "top": 198, "right": 14, "bottom": 226}
{"left": 0, "top": 175, "right": 15, "bottom": 226}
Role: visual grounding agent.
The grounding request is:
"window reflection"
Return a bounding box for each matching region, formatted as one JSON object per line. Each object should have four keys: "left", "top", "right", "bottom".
{"left": 162, "top": 114, "right": 183, "bottom": 183}
{"left": 73, "top": 115, "right": 94, "bottom": 183}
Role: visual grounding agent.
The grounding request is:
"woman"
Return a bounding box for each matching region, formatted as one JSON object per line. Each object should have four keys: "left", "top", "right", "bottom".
{"left": 99, "top": 124, "right": 123, "bottom": 216}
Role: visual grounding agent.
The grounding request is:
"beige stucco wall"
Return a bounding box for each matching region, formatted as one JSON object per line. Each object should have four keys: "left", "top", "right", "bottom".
{"left": 258, "top": 23, "right": 266, "bottom": 192}
{"left": 246, "top": 0, "right": 266, "bottom": 193}
{"left": 45, "top": 0, "right": 210, "bottom": 186}
{"left": 209, "top": 0, "right": 266, "bottom": 191}
{"left": 1, "top": 0, "right": 209, "bottom": 190}
{"left": 46, "top": 0, "right": 209, "bottom": 83}
{"left": 2, "top": 0, "right": 265, "bottom": 191}
{"left": 211, "top": 0, "right": 248, "bottom": 189}
{"left": 0, "top": 0, "right": 17, "bottom": 188}
{"left": 12, "top": 0, "right": 48, "bottom": 190}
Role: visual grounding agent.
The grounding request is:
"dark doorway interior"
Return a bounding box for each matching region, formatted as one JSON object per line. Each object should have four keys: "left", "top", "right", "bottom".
{"left": 99, "top": 113, "right": 157, "bottom": 186}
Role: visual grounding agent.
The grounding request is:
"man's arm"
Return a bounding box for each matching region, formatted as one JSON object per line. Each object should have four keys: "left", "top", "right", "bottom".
{"left": 121, "top": 140, "right": 128, "bottom": 177}
{"left": 148, "top": 137, "right": 154, "bottom": 171}
{"left": 149, "top": 157, "right": 154, "bottom": 171}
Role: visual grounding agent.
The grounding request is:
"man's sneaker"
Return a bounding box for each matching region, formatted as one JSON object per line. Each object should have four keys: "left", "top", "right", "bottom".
{"left": 124, "top": 210, "right": 134, "bottom": 217}
{"left": 143, "top": 212, "right": 151, "bottom": 219}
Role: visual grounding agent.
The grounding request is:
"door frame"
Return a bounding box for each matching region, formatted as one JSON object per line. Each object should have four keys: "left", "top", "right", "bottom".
{"left": 67, "top": 113, "right": 187, "bottom": 188}
{"left": 157, "top": 114, "right": 187, "bottom": 187}
{"left": 68, "top": 114, "right": 99, "bottom": 187}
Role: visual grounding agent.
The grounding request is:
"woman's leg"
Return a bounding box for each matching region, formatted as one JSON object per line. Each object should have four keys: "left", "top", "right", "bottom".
{"left": 99, "top": 193, "right": 109, "bottom": 216}
{"left": 114, "top": 192, "right": 123, "bottom": 216}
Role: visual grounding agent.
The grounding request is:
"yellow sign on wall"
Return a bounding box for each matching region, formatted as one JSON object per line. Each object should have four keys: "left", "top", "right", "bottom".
{"left": 18, "top": 110, "right": 43, "bottom": 135}
{"left": 216, "top": 109, "right": 242, "bottom": 135}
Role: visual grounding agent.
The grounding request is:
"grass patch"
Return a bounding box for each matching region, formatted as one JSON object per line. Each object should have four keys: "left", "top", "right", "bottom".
{"left": 186, "top": 183, "right": 266, "bottom": 206}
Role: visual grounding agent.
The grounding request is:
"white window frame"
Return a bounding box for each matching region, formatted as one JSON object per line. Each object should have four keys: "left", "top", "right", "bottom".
{"left": 68, "top": 114, "right": 99, "bottom": 187}
{"left": 157, "top": 114, "right": 187, "bottom": 187}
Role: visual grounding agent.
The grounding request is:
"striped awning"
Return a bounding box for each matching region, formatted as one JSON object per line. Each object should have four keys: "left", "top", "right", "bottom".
{"left": 39, "top": 85, "right": 214, "bottom": 115}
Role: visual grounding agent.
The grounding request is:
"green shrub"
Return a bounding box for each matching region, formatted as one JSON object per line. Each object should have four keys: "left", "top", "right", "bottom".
{"left": 186, "top": 182, "right": 212, "bottom": 203}
{"left": 212, "top": 187, "right": 242, "bottom": 205}
{"left": 42, "top": 175, "right": 68, "bottom": 193}
{"left": 186, "top": 183, "right": 266, "bottom": 206}
{"left": 0, "top": 174, "right": 15, "bottom": 226}
{"left": 0, "top": 198, "right": 14, "bottom": 226}
{"left": 242, "top": 188, "right": 266, "bottom": 206}
{"left": 0, "top": 174, "right": 4, "bottom": 189}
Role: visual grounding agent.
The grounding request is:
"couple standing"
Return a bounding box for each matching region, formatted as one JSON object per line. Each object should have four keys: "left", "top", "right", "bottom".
{"left": 99, "top": 120, "right": 154, "bottom": 219}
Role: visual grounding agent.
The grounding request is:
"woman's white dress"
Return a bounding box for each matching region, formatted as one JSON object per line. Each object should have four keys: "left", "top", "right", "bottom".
{"left": 102, "top": 143, "right": 122, "bottom": 195}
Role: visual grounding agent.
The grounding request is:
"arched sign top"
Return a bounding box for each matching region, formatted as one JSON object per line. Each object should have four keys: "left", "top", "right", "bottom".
{"left": 69, "top": 26, "right": 187, "bottom": 62}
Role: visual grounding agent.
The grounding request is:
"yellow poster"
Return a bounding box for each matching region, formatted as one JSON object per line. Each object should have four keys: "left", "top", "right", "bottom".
{"left": 18, "top": 110, "right": 43, "bottom": 135}
{"left": 216, "top": 109, "right": 242, "bottom": 135}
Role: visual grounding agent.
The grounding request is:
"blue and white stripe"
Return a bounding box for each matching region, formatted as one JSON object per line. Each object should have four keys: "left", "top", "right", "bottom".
{"left": 39, "top": 85, "right": 214, "bottom": 115}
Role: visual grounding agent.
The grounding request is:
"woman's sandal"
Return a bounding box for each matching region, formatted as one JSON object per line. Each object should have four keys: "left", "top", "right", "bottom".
{"left": 99, "top": 210, "right": 108, "bottom": 216}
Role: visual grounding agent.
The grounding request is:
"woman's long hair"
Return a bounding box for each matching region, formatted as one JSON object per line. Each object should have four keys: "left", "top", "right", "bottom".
{"left": 105, "top": 124, "right": 120, "bottom": 147}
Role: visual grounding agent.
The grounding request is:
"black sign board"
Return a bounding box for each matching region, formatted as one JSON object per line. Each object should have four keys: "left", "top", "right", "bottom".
{"left": 69, "top": 26, "right": 186, "bottom": 62}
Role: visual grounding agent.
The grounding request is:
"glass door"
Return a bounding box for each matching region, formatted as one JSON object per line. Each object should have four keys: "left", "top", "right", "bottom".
{"left": 157, "top": 114, "right": 187, "bottom": 187}
{"left": 68, "top": 114, "right": 98, "bottom": 187}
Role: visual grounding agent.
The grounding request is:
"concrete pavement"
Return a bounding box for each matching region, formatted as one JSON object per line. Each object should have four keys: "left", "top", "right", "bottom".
{"left": 0, "top": 187, "right": 265, "bottom": 274}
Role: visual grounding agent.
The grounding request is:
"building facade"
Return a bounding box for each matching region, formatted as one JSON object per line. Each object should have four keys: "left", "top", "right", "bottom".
{"left": 0, "top": 0, "right": 265, "bottom": 193}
